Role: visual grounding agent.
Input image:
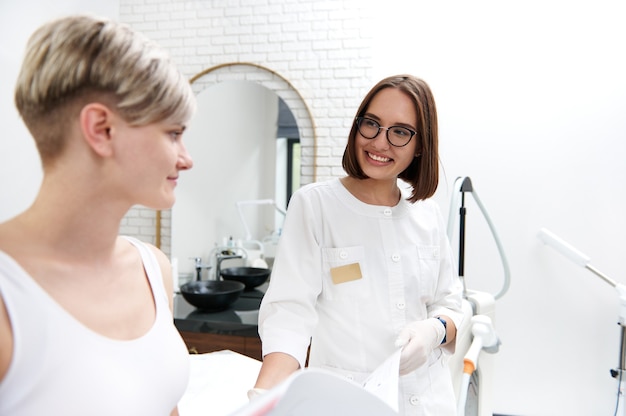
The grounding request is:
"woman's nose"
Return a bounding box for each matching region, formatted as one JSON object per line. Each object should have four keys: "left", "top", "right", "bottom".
{"left": 177, "top": 144, "right": 193, "bottom": 170}
{"left": 371, "top": 129, "right": 390, "bottom": 149}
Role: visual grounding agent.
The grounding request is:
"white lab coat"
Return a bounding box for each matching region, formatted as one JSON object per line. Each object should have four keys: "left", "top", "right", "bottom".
{"left": 259, "top": 178, "right": 464, "bottom": 415}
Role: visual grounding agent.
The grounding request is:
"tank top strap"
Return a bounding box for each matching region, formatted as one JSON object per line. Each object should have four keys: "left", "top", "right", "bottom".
{"left": 122, "top": 236, "right": 168, "bottom": 307}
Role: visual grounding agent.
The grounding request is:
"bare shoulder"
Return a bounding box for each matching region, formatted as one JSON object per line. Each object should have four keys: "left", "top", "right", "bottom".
{"left": 0, "top": 222, "right": 15, "bottom": 381}
{"left": 143, "top": 243, "right": 171, "bottom": 278}
{"left": 122, "top": 238, "right": 170, "bottom": 278}
{"left": 0, "top": 291, "right": 13, "bottom": 382}
{"left": 143, "top": 242, "right": 174, "bottom": 308}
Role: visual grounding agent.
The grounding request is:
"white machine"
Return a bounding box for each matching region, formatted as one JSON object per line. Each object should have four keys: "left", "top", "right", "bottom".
{"left": 538, "top": 227, "right": 626, "bottom": 416}
{"left": 446, "top": 177, "right": 509, "bottom": 416}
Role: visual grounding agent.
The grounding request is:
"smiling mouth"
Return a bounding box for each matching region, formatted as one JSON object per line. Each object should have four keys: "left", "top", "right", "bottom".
{"left": 367, "top": 152, "right": 392, "bottom": 163}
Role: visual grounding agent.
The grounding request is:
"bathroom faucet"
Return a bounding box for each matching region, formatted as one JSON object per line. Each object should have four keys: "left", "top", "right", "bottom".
{"left": 190, "top": 257, "right": 211, "bottom": 281}
{"left": 209, "top": 246, "right": 248, "bottom": 280}
{"left": 215, "top": 253, "right": 243, "bottom": 281}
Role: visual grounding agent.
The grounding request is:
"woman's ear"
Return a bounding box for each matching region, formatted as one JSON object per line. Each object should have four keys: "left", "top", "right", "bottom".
{"left": 79, "top": 103, "right": 115, "bottom": 157}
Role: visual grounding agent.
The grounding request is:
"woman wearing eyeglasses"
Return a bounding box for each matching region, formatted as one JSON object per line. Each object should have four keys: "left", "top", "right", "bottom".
{"left": 252, "top": 75, "right": 464, "bottom": 415}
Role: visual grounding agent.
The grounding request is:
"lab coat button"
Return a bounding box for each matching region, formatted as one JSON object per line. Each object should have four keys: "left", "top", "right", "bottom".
{"left": 383, "top": 208, "right": 392, "bottom": 216}
{"left": 339, "top": 251, "right": 348, "bottom": 259}
{"left": 391, "top": 253, "right": 400, "bottom": 262}
{"left": 396, "top": 301, "right": 405, "bottom": 309}
{"left": 409, "top": 395, "right": 420, "bottom": 405}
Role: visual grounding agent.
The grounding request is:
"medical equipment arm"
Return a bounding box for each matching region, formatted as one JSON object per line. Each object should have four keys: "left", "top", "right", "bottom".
{"left": 447, "top": 177, "right": 511, "bottom": 300}
{"left": 457, "top": 315, "right": 500, "bottom": 416}
{"left": 538, "top": 228, "right": 626, "bottom": 325}
{"left": 538, "top": 227, "right": 626, "bottom": 416}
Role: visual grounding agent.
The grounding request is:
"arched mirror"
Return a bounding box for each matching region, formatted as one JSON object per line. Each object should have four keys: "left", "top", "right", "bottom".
{"left": 171, "top": 63, "right": 316, "bottom": 276}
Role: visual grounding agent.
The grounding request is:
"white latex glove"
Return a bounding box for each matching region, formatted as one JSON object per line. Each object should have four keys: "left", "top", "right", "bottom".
{"left": 247, "top": 387, "right": 267, "bottom": 401}
{"left": 394, "top": 318, "right": 446, "bottom": 375}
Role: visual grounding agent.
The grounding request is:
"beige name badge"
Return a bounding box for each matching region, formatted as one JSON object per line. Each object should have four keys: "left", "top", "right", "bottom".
{"left": 330, "top": 262, "right": 363, "bottom": 284}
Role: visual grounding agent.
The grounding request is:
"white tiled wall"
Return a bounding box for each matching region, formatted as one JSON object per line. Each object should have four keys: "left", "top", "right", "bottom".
{"left": 118, "top": 0, "right": 374, "bottom": 257}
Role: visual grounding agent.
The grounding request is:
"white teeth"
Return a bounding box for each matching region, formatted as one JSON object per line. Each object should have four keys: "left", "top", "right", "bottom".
{"left": 368, "top": 152, "right": 390, "bottom": 162}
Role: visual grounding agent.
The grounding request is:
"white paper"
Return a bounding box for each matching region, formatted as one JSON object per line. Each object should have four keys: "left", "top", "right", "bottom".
{"left": 361, "top": 348, "right": 402, "bottom": 412}
{"left": 182, "top": 349, "right": 402, "bottom": 416}
{"left": 230, "top": 350, "right": 402, "bottom": 415}
{"left": 178, "top": 351, "right": 262, "bottom": 416}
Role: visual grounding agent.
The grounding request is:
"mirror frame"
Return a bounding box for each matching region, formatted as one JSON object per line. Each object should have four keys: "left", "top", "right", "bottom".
{"left": 155, "top": 62, "right": 317, "bottom": 249}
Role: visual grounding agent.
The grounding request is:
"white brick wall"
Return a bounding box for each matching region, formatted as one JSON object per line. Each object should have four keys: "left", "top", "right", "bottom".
{"left": 119, "top": 0, "right": 374, "bottom": 257}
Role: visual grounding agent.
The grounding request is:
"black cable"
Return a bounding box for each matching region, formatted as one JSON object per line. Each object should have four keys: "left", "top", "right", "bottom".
{"left": 613, "top": 368, "right": 621, "bottom": 416}
{"left": 612, "top": 325, "right": 626, "bottom": 416}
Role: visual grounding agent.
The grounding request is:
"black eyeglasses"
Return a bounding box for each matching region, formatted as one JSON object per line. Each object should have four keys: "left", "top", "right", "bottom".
{"left": 355, "top": 117, "right": 416, "bottom": 147}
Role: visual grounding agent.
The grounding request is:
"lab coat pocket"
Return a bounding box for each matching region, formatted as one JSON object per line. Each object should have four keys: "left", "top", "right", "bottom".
{"left": 321, "top": 246, "right": 370, "bottom": 300}
{"left": 414, "top": 245, "right": 440, "bottom": 296}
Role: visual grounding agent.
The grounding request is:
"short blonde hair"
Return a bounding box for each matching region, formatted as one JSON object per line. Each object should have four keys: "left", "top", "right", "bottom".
{"left": 15, "top": 14, "right": 196, "bottom": 163}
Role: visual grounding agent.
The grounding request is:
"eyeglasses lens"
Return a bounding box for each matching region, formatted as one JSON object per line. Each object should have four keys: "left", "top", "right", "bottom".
{"left": 356, "top": 117, "right": 413, "bottom": 147}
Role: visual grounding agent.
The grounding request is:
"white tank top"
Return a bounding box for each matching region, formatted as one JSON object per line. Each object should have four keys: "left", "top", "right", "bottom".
{"left": 0, "top": 237, "right": 190, "bottom": 416}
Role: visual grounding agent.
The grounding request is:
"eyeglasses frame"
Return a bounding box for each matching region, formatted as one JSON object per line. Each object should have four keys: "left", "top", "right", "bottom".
{"left": 354, "top": 116, "right": 417, "bottom": 148}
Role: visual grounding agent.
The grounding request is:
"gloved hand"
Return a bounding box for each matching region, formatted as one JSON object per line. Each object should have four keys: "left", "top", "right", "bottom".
{"left": 247, "top": 387, "right": 267, "bottom": 401}
{"left": 395, "top": 318, "right": 446, "bottom": 375}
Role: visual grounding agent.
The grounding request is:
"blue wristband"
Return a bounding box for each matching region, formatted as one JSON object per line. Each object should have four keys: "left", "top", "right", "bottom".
{"left": 435, "top": 316, "right": 447, "bottom": 344}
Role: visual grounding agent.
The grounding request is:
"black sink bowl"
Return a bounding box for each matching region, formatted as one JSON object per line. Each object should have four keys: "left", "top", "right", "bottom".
{"left": 180, "top": 280, "right": 245, "bottom": 311}
{"left": 221, "top": 267, "right": 271, "bottom": 290}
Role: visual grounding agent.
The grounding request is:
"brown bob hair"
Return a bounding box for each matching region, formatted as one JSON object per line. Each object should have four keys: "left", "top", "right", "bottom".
{"left": 341, "top": 75, "right": 439, "bottom": 203}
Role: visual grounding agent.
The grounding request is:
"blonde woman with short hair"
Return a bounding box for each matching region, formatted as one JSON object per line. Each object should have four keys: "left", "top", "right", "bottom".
{"left": 0, "top": 14, "right": 196, "bottom": 416}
